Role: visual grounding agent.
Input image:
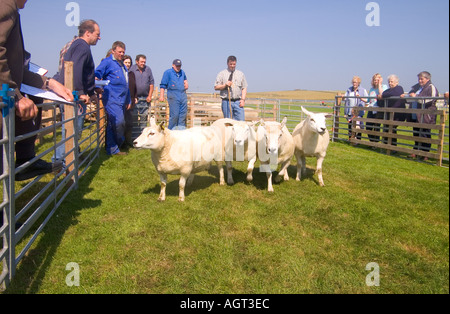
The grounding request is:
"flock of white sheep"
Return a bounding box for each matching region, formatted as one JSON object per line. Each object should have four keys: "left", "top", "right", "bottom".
{"left": 133, "top": 107, "right": 332, "bottom": 202}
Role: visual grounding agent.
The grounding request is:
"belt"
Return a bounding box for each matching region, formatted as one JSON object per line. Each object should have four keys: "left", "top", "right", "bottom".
{"left": 223, "top": 98, "right": 241, "bottom": 102}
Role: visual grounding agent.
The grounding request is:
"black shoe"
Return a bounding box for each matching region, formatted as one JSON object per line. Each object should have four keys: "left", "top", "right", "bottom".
{"left": 15, "top": 159, "right": 63, "bottom": 181}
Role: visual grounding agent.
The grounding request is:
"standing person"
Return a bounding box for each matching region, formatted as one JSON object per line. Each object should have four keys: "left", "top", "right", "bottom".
{"left": 364, "top": 73, "right": 388, "bottom": 143}
{"left": 95, "top": 41, "right": 131, "bottom": 156}
{"left": 0, "top": 0, "right": 73, "bottom": 181}
{"left": 214, "top": 56, "right": 248, "bottom": 121}
{"left": 123, "top": 55, "right": 136, "bottom": 147}
{"left": 159, "top": 59, "right": 189, "bottom": 130}
{"left": 378, "top": 74, "right": 406, "bottom": 148}
{"left": 406, "top": 71, "right": 439, "bottom": 159}
{"left": 129, "top": 54, "right": 155, "bottom": 134}
{"left": 53, "top": 19, "right": 101, "bottom": 162}
{"left": 344, "top": 76, "right": 368, "bottom": 140}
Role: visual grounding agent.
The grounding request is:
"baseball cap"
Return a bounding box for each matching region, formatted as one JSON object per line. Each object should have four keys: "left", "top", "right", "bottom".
{"left": 173, "top": 59, "right": 182, "bottom": 66}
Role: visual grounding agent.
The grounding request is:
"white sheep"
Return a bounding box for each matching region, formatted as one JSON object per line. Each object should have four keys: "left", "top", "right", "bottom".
{"left": 256, "top": 117, "right": 295, "bottom": 193}
{"left": 212, "top": 118, "right": 257, "bottom": 185}
{"left": 292, "top": 107, "right": 332, "bottom": 187}
{"left": 133, "top": 116, "right": 223, "bottom": 202}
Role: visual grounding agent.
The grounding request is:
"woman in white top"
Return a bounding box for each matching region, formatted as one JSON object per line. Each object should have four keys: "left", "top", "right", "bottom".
{"left": 365, "top": 73, "right": 388, "bottom": 142}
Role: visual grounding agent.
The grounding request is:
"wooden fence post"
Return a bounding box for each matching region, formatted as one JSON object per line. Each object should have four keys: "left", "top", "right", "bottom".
{"left": 98, "top": 99, "right": 106, "bottom": 147}
{"left": 437, "top": 110, "right": 448, "bottom": 167}
{"left": 333, "top": 94, "right": 342, "bottom": 141}
{"left": 386, "top": 111, "right": 395, "bottom": 155}
{"left": 64, "top": 61, "right": 76, "bottom": 179}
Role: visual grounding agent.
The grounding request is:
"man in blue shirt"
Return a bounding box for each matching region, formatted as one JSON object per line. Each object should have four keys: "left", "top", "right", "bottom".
{"left": 95, "top": 41, "right": 131, "bottom": 155}
{"left": 159, "top": 59, "right": 189, "bottom": 130}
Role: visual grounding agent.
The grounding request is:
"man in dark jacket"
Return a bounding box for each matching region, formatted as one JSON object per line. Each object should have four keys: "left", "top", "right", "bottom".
{"left": 1, "top": 0, "right": 73, "bottom": 180}
{"left": 52, "top": 19, "right": 101, "bottom": 161}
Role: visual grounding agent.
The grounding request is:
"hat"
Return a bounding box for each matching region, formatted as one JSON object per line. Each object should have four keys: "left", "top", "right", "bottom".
{"left": 173, "top": 59, "right": 182, "bottom": 66}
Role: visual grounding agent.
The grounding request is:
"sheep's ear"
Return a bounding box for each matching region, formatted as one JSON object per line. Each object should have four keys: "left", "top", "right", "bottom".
{"left": 281, "top": 116, "right": 288, "bottom": 127}
{"left": 259, "top": 119, "right": 265, "bottom": 127}
{"left": 150, "top": 116, "right": 157, "bottom": 126}
{"left": 159, "top": 121, "right": 166, "bottom": 131}
{"left": 301, "top": 106, "right": 312, "bottom": 117}
{"left": 224, "top": 123, "right": 234, "bottom": 127}
{"left": 324, "top": 113, "right": 333, "bottom": 119}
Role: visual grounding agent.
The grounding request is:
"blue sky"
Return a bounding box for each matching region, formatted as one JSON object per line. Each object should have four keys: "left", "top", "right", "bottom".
{"left": 20, "top": 0, "right": 449, "bottom": 94}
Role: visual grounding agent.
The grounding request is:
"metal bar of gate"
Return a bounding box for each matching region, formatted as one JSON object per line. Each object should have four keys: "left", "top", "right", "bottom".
{"left": 1, "top": 84, "right": 16, "bottom": 291}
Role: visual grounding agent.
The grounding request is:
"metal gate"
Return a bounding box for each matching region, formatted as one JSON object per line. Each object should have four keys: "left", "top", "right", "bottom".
{"left": 1, "top": 83, "right": 106, "bottom": 291}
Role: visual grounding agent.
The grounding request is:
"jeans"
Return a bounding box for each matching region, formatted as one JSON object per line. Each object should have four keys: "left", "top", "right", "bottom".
{"left": 221, "top": 99, "right": 245, "bottom": 121}
{"left": 53, "top": 102, "right": 87, "bottom": 163}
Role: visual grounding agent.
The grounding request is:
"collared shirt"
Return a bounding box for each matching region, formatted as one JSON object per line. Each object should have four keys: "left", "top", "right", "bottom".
{"left": 215, "top": 69, "right": 248, "bottom": 99}
{"left": 95, "top": 55, "right": 130, "bottom": 106}
{"left": 112, "top": 55, "right": 128, "bottom": 84}
{"left": 129, "top": 64, "right": 155, "bottom": 97}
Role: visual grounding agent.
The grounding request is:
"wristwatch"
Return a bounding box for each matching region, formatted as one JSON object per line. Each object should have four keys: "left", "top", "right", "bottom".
{"left": 45, "top": 77, "right": 51, "bottom": 90}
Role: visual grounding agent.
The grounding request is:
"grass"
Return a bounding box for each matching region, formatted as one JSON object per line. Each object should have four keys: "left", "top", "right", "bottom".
{"left": 3, "top": 140, "right": 449, "bottom": 294}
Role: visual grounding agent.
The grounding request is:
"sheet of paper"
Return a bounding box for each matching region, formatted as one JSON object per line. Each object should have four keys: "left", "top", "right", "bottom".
{"left": 20, "top": 84, "right": 72, "bottom": 104}
{"left": 95, "top": 80, "right": 110, "bottom": 87}
{"left": 29, "top": 63, "right": 48, "bottom": 76}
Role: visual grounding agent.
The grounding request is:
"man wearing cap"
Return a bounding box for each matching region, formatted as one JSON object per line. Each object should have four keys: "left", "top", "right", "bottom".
{"left": 214, "top": 56, "right": 248, "bottom": 121}
{"left": 159, "top": 59, "right": 189, "bottom": 130}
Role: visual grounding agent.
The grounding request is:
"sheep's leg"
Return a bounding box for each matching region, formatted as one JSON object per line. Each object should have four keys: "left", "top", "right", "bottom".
{"left": 316, "top": 155, "right": 326, "bottom": 187}
{"left": 226, "top": 161, "right": 234, "bottom": 185}
{"left": 158, "top": 173, "right": 167, "bottom": 202}
{"left": 280, "top": 159, "right": 291, "bottom": 182}
{"left": 178, "top": 174, "right": 189, "bottom": 202}
{"left": 187, "top": 174, "right": 195, "bottom": 186}
{"left": 246, "top": 156, "right": 256, "bottom": 182}
{"left": 217, "top": 161, "right": 226, "bottom": 186}
{"left": 267, "top": 171, "right": 274, "bottom": 193}
{"left": 295, "top": 151, "right": 305, "bottom": 181}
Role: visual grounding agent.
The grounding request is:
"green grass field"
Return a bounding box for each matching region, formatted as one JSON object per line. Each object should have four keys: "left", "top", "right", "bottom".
{"left": 4, "top": 140, "right": 449, "bottom": 294}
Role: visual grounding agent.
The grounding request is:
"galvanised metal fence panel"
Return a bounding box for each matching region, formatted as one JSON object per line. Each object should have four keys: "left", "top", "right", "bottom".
{"left": 1, "top": 84, "right": 16, "bottom": 290}
{"left": 0, "top": 85, "right": 106, "bottom": 290}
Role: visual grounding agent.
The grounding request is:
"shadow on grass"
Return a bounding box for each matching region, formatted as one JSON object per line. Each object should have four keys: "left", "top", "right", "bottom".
{"left": 143, "top": 173, "right": 219, "bottom": 200}
{"left": 4, "top": 153, "right": 108, "bottom": 294}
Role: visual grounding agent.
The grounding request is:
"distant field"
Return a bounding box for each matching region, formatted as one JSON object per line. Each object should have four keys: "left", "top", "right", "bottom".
{"left": 190, "top": 90, "right": 343, "bottom": 101}
{"left": 247, "top": 90, "right": 343, "bottom": 100}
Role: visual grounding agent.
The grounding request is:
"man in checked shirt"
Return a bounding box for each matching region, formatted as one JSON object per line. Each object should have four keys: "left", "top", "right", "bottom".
{"left": 214, "top": 56, "right": 248, "bottom": 121}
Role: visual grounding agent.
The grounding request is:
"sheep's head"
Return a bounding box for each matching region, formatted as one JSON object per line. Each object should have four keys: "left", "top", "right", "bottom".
{"left": 226, "top": 122, "right": 254, "bottom": 147}
{"left": 258, "top": 117, "right": 287, "bottom": 155}
{"left": 301, "top": 107, "right": 331, "bottom": 135}
{"left": 133, "top": 116, "right": 166, "bottom": 151}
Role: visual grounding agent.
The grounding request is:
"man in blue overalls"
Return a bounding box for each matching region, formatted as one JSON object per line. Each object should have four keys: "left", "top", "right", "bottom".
{"left": 159, "top": 59, "right": 189, "bottom": 130}
{"left": 95, "top": 41, "right": 131, "bottom": 155}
